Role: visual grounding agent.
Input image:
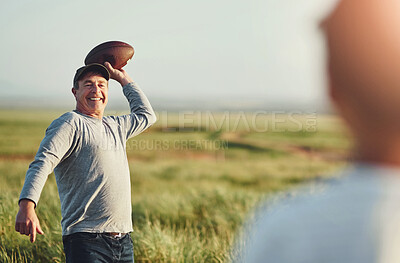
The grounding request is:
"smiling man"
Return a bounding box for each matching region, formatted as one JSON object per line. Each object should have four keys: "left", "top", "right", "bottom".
{"left": 72, "top": 67, "right": 109, "bottom": 118}
{"left": 15, "top": 62, "right": 156, "bottom": 263}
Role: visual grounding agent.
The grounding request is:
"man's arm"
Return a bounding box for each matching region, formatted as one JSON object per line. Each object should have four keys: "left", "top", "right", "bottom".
{"left": 104, "top": 62, "right": 157, "bottom": 138}
{"left": 15, "top": 118, "right": 75, "bottom": 242}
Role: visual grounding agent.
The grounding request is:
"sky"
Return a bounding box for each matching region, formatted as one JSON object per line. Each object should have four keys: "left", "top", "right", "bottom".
{"left": 0, "top": 0, "right": 337, "bottom": 111}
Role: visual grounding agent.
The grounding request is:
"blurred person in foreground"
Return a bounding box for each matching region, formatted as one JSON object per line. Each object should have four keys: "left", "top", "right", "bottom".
{"left": 15, "top": 62, "right": 156, "bottom": 262}
{"left": 237, "top": 0, "right": 400, "bottom": 262}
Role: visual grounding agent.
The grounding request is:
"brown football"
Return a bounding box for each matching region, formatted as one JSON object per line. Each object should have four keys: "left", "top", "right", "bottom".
{"left": 84, "top": 41, "right": 134, "bottom": 69}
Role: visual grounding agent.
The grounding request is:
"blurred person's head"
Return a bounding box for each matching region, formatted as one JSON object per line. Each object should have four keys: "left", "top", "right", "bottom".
{"left": 321, "top": 0, "right": 400, "bottom": 165}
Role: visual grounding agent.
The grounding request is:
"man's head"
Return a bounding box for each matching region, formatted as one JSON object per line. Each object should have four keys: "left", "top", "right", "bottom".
{"left": 72, "top": 64, "right": 110, "bottom": 119}
{"left": 322, "top": 0, "right": 400, "bottom": 137}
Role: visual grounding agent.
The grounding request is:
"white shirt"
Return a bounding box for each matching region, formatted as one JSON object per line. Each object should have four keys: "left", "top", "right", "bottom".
{"left": 237, "top": 164, "right": 400, "bottom": 263}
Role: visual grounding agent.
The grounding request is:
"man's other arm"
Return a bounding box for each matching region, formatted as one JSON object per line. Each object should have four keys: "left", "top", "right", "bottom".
{"left": 15, "top": 119, "right": 75, "bottom": 242}
{"left": 15, "top": 199, "right": 44, "bottom": 243}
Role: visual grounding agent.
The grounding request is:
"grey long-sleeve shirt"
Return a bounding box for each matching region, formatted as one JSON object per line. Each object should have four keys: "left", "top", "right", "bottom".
{"left": 19, "top": 82, "right": 157, "bottom": 235}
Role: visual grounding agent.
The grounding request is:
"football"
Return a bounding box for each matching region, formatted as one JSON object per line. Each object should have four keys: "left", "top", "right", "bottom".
{"left": 84, "top": 41, "right": 134, "bottom": 69}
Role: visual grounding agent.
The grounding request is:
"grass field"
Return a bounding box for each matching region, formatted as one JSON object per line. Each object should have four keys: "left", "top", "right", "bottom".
{"left": 0, "top": 109, "right": 351, "bottom": 262}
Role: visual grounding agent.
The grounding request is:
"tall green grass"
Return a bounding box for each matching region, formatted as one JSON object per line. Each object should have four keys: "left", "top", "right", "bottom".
{"left": 0, "top": 110, "right": 350, "bottom": 262}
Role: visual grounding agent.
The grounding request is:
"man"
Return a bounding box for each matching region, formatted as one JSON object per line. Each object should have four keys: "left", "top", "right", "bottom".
{"left": 15, "top": 62, "right": 156, "bottom": 262}
{"left": 238, "top": 0, "right": 400, "bottom": 262}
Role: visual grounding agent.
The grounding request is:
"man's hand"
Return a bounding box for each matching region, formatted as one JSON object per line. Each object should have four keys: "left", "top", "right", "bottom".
{"left": 104, "top": 62, "right": 134, "bottom": 87}
{"left": 15, "top": 199, "right": 44, "bottom": 243}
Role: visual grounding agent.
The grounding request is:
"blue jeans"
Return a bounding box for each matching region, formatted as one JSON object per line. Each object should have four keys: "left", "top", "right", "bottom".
{"left": 63, "top": 232, "right": 134, "bottom": 263}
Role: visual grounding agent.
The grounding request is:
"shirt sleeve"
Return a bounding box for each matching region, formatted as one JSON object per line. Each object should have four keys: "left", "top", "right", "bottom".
{"left": 19, "top": 119, "right": 76, "bottom": 206}
{"left": 114, "top": 82, "right": 157, "bottom": 140}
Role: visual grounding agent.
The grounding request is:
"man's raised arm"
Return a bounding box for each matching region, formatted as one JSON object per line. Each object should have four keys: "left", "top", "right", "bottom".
{"left": 104, "top": 62, "right": 157, "bottom": 138}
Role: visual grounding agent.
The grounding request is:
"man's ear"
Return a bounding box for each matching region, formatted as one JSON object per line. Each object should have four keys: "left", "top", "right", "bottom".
{"left": 71, "top": 87, "right": 77, "bottom": 98}
{"left": 328, "top": 75, "right": 344, "bottom": 114}
{"left": 328, "top": 80, "right": 338, "bottom": 105}
{"left": 326, "top": 61, "right": 341, "bottom": 107}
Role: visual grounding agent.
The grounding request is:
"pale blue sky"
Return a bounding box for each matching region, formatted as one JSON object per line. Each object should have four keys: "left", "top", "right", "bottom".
{"left": 0, "top": 0, "right": 337, "bottom": 110}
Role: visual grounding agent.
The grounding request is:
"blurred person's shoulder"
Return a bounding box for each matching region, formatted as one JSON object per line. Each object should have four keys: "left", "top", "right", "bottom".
{"left": 241, "top": 164, "right": 400, "bottom": 263}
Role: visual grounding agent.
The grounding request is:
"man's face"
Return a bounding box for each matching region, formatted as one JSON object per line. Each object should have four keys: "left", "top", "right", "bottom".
{"left": 72, "top": 72, "right": 108, "bottom": 119}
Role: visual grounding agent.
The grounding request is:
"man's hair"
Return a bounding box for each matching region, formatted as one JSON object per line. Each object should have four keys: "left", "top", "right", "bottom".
{"left": 73, "top": 70, "right": 109, "bottom": 90}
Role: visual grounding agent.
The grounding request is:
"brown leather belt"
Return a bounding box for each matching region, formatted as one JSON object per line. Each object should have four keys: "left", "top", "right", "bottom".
{"left": 104, "top": 232, "right": 127, "bottom": 239}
